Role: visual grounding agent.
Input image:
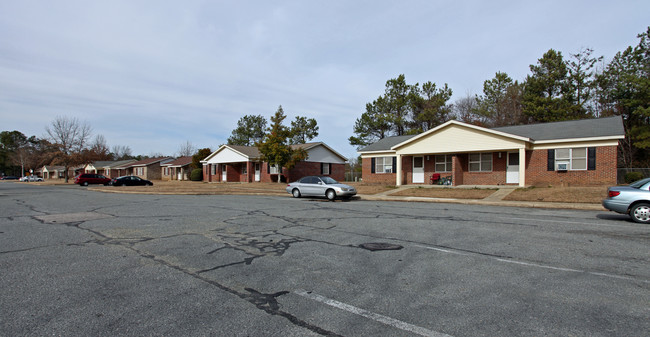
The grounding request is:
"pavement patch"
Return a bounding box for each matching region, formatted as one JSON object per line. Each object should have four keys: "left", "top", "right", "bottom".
{"left": 34, "top": 212, "right": 113, "bottom": 224}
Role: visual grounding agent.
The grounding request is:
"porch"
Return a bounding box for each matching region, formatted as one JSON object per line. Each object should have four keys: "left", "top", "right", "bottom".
{"left": 394, "top": 150, "right": 526, "bottom": 187}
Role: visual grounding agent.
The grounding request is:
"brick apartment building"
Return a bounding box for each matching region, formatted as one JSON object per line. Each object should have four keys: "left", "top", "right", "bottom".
{"left": 358, "top": 116, "right": 624, "bottom": 187}
{"left": 201, "top": 142, "right": 347, "bottom": 183}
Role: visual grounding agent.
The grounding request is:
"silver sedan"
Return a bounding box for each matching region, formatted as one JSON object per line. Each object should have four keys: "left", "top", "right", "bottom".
{"left": 286, "top": 176, "right": 357, "bottom": 201}
{"left": 602, "top": 177, "right": 650, "bottom": 223}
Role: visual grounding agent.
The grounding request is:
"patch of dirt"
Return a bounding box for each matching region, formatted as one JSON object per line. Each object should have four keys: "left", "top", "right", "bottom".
{"left": 91, "top": 181, "right": 288, "bottom": 195}
{"left": 345, "top": 183, "right": 397, "bottom": 195}
{"left": 391, "top": 188, "right": 496, "bottom": 199}
{"left": 503, "top": 186, "right": 607, "bottom": 203}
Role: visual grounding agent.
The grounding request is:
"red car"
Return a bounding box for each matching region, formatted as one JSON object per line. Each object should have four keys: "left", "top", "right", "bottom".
{"left": 75, "top": 173, "right": 111, "bottom": 186}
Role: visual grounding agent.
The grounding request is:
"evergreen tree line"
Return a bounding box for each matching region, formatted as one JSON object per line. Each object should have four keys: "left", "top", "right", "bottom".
{"left": 350, "top": 27, "right": 650, "bottom": 167}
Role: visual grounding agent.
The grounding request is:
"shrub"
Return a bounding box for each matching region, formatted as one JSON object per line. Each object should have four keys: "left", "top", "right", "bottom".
{"left": 190, "top": 168, "right": 203, "bottom": 181}
{"left": 624, "top": 171, "right": 644, "bottom": 184}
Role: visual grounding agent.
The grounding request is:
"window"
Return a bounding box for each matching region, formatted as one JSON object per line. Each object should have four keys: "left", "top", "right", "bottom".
{"left": 435, "top": 155, "right": 453, "bottom": 172}
{"left": 469, "top": 153, "right": 492, "bottom": 172}
{"left": 242, "top": 164, "right": 247, "bottom": 174}
{"left": 270, "top": 164, "right": 280, "bottom": 174}
{"left": 300, "top": 176, "right": 319, "bottom": 184}
{"left": 322, "top": 163, "right": 330, "bottom": 175}
{"left": 211, "top": 165, "right": 216, "bottom": 175}
{"left": 555, "top": 148, "right": 587, "bottom": 170}
{"left": 375, "top": 157, "right": 394, "bottom": 174}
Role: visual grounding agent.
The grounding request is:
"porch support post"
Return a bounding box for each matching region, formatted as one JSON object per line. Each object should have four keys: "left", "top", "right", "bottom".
{"left": 396, "top": 154, "right": 403, "bottom": 186}
{"left": 518, "top": 148, "right": 525, "bottom": 187}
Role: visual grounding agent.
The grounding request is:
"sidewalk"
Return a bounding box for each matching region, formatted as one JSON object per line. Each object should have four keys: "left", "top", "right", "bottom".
{"left": 357, "top": 186, "right": 605, "bottom": 211}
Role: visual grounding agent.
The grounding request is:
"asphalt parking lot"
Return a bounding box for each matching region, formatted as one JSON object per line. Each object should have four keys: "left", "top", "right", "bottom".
{"left": 1, "top": 183, "right": 649, "bottom": 336}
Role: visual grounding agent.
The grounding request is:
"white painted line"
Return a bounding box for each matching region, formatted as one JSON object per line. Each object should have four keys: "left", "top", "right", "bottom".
{"left": 413, "top": 245, "right": 469, "bottom": 256}
{"left": 495, "top": 258, "right": 583, "bottom": 273}
{"left": 294, "top": 289, "right": 453, "bottom": 337}
{"left": 415, "top": 245, "right": 650, "bottom": 284}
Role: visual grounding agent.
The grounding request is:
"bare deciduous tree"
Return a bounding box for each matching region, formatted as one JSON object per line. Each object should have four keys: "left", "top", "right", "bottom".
{"left": 111, "top": 145, "right": 132, "bottom": 160}
{"left": 177, "top": 140, "right": 196, "bottom": 157}
{"left": 45, "top": 116, "right": 92, "bottom": 182}
{"left": 84, "top": 134, "right": 112, "bottom": 162}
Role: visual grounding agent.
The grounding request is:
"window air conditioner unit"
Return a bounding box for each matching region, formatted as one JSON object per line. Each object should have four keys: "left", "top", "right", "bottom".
{"left": 556, "top": 162, "right": 569, "bottom": 171}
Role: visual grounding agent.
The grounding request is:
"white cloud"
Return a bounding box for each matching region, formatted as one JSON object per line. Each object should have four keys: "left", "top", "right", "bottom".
{"left": 0, "top": 0, "right": 648, "bottom": 159}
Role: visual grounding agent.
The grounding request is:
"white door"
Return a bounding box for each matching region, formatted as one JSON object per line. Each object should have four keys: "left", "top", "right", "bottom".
{"left": 413, "top": 156, "right": 424, "bottom": 183}
{"left": 254, "top": 163, "right": 261, "bottom": 182}
{"left": 506, "top": 152, "right": 519, "bottom": 184}
{"left": 222, "top": 164, "right": 227, "bottom": 182}
{"left": 177, "top": 170, "right": 182, "bottom": 180}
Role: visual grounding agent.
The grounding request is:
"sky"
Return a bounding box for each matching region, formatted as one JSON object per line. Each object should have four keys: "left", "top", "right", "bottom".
{"left": 1, "top": 1, "right": 648, "bottom": 160}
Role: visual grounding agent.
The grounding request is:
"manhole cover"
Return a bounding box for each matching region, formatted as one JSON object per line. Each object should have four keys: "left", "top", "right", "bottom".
{"left": 359, "top": 243, "right": 404, "bottom": 251}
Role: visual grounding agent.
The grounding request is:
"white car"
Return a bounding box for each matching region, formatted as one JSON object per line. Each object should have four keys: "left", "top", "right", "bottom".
{"left": 286, "top": 176, "right": 357, "bottom": 200}
{"left": 20, "top": 176, "right": 43, "bottom": 182}
{"left": 602, "top": 177, "right": 650, "bottom": 223}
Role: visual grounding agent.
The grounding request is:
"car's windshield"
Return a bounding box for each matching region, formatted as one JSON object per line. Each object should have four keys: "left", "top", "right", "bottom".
{"left": 321, "top": 177, "right": 339, "bottom": 184}
{"left": 629, "top": 178, "right": 650, "bottom": 189}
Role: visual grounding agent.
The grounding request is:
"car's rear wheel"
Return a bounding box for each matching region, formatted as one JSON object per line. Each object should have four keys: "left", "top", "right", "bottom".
{"left": 630, "top": 203, "right": 650, "bottom": 223}
{"left": 82, "top": 181, "right": 89, "bottom": 186}
{"left": 292, "top": 188, "right": 301, "bottom": 198}
{"left": 326, "top": 189, "right": 336, "bottom": 201}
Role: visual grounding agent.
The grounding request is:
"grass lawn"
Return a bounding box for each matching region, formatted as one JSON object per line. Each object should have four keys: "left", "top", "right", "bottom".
{"left": 33, "top": 179, "right": 609, "bottom": 203}
{"left": 504, "top": 186, "right": 608, "bottom": 203}
{"left": 391, "top": 187, "right": 497, "bottom": 199}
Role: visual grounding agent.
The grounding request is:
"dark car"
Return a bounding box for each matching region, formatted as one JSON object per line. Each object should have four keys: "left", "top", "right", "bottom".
{"left": 75, "top": 173, "right": 111, "bottom": 186}
{"left": 602, "top": 177, "right": 650, "bottom": 223}
{"left": 1, "top": 176, "right": 19, "bottom": 180}
{"left": 110, "top": 176, "right": 154, "bottom": 186}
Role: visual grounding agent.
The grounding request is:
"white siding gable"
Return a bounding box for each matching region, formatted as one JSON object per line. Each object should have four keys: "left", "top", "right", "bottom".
{"left": 205, "top": 147, "right": 249, "bottom": 164}
{"left": 395, "top": 124, "right": 526, "bottom": 155}
{"left": 306, "top": 145, "right": 346, "bottom": 164}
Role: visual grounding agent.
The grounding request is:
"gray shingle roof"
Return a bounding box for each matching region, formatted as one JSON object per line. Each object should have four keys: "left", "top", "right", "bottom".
{"left": 228, "top": 145, "right": 261, "bottom": 158}
{"left": 358, "top": 135, "right": 417, "bottom": 152}
{"left": 491, "top": 116, "right": 624, "bottom": 141}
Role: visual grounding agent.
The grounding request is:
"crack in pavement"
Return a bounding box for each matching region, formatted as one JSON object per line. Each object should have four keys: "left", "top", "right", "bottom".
{"left": 14, "top": 208, "right": 343, "bottom": 336}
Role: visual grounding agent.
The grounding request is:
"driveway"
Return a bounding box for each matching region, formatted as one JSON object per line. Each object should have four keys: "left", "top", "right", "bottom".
{"left": 1, "top": 183, "right": 648, "bottom": 336}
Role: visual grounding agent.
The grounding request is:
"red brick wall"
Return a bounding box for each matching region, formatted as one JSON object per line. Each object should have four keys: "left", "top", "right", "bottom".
{"left": 452, "top": 155, "right": 463, "bottom": 185}
{"left": 402, "top": 156, "right": 412, "bottom": 184}
{"left": 361, "top": 157, "right": 396, "bottom": 184}
{"left": 459, "top": 153, "right": 507, "bottom": 186}
{"left": 526, "top": 146, "right": 617, "bottom": 186}
{"left": 285, "top": 162, "right": 345, "bottom": 182}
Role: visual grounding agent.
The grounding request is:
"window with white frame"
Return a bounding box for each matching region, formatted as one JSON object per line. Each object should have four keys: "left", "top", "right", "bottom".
{"left": 435, "top": 155, "right": 453, "bottom": 172}
{"left": 269, "top": 164, "right": 280, "bottom": 174}
{"left": 469, "top": 153, "right": 492, "bottom": 172}
{"left": 375, "top": 157, "right": 393, "bottom": 173}
{"left": 555, "top": 148, "right": 587, "bottom": 170}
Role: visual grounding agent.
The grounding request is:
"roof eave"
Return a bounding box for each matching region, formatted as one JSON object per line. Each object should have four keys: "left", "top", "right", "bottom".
{"left": 358, "top": 149, "right": 398, "bottom": 155}
{"left": 532, "top": 135, "right": 625, "bottom": 144}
